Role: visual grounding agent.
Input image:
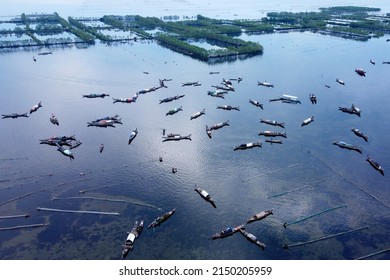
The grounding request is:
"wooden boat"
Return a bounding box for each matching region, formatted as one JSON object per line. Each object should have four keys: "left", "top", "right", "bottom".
{"left": 366, "top": 156, "right": 384, "bottom": 176}
{"left": 247, "top": 210, "right": 273, "bottom": 224}
{"left": 355, "top": 68, "right": 366, "bottom": 77}
{"left": 50, "top": 113, "right": 59, "bottom": 125}
{"left": 258, "top": 131, "right": 287, "bottom": 138}
{"left": 190, "top": 109, "right": 205, "bottom": 120}
{"left": 239, "top": 228, "right": 265, "bottom": 249}
{"left": 301, "top": 116, "right": 314, "bottom": 127}
{"left": 257, "top": 81, "right": 274, "bottom": 87}
{"left": 122, "top": 220, "right": 144, "bottom": 259}
{"left": 128, "top": 128, "right": 138, "bottom": 145}
{"left": 333, "top": 141, "right": 362, "bottom": 154}
{"left": 249, "top": 99, "right": 263, "bottom": 109}
{"left": 148, "top": 208, "right": 176, "bottom": 229}
{"left": 162, "top": 134, "right": 191, "bottom": 142}
{"left": 234, "top": 141, "right": 262, "bottom": 151}
{"left": 351, "top": 128, "right": 368, "bottom": 142}
{"left": 195, "top": 187, "right": 216, "bottom": 208}
{"left": 260, "top": 119, "right": 285, "bottom": 128}
{"left": 210, "top": 224, "right": 244, "bottom": 240}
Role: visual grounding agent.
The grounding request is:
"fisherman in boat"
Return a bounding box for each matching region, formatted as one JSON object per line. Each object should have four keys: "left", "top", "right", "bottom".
{"left": 309, "top": 94, "right": 317, "bottom": 104}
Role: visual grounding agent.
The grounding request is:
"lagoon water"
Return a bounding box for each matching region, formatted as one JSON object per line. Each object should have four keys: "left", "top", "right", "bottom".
{"left": 1, "top": 2, "right": 390, "bottom": 260}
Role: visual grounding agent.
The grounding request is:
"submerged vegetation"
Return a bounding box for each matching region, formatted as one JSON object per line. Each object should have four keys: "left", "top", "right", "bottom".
{"left": 0, "top": 6, "right": 389, "bottom": 62}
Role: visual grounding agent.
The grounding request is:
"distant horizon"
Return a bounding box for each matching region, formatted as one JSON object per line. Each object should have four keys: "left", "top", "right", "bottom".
{"left": 2, "top": 0, "right": 390, "bottom": 19}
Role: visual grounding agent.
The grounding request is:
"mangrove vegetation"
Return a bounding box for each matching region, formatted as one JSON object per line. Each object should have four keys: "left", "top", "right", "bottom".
{"left": 1, "top": 6, "right": 389, "bottom": 63}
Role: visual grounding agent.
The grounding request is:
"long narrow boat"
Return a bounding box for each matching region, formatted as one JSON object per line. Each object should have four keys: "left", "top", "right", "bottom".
{"left": 249, "top": 99, "right": 263, "bottom": 109}
{"left": 333, "top": 141, "right": 362, "bottom": 154}
{"left": 195, "top": 187, "right": 216, "bottom": 208}
{"left": 239, "top": 228, "right": 266, "bottom": 249}
{"left": 366, "top": 155, "right": 384, "bottom": 176}
{"left": 148, "top": 208, "right": 176, "bottom": 229}
{"left": 260, "top": 119, "right": 285, "bottom": 128}
{"left": 162, "top": 134, "right": 191, "bottom": 142}
{"left": 210, "top": 224, "right": 244, "bottom": 240}
{"left": 258, "top": 131, "right": 287, "bottom": 138}
{"left": 351, "top": 128, "right": 368, "bottom": 142}
{"left": 190, "top": 109, "right": 205, "bottom": 120}
{"left": 234, "top": 141, "right": 262, "bottom": 151}
{"left": 247, "top": 210, "right": 273, "bottom": 224}
{"left": 122, "top": 220, "right": 144, "bottom": 259}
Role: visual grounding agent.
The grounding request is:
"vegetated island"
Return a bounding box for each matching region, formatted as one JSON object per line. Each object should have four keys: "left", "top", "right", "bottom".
{"left": 0, "top": 6, "right": 389, "bottom": 63}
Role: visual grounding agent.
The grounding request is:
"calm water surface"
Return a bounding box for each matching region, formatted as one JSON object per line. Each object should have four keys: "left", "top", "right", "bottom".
{"left": 1, "top": 4, "right": 390, "bottom": 260}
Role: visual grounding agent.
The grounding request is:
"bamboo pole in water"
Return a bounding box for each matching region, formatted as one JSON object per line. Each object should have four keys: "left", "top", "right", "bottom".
{"left": 36, "top": 207, "right": 119, "bottom": 216}
{"left": 268, "top": 184, "right": 310, "bottom": 199}
{"left": 0, "top": 189, "right": 44, "bottom": 207}
{"left": 0, "top": 214, "right": 30, "bottom": 220}
{"left": 268, "top": 178, "right": 327, "bottom": 199}
{"left": 283, "top": 205, "right": 347, "bottom": 228}
{"left": 0, "top": 223, "right": 49, "bottom": 232}
{"left": 78, "top": 185, "right": 109, "bottom": 194}
{"left": 283, "top": 226, "right": 369, "bottom": 249}
{"left": 355, "top": 247, "right": 390, "bottom": 260}
{"left": 53, "top": 196, "right": 162, "bottom": 211}
{"left": 308, "top": 150, "right": 390, "bottom": 210}
{"left": 242, "top": 164, "right": 300, "bottom": 182}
